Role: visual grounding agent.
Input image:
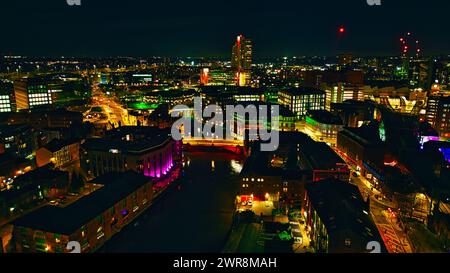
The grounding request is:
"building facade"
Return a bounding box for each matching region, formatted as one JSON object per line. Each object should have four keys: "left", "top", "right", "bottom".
{"left": 231, "top": 35, "right": 252, "bottom": 86}
{"left": 304, "top": 179, "right": 386, "bottom": 253}
{"left": 14, "top": 77, "right": 52, "bottom": 110}
{"left": 81, "top": 127, "right": 180, "bottom": 179}
{"left": 0, "top": 81, "right": 15, "bottom": 113}
{"left": 426, "top": 95, "right": 450, "bottom": 138}
{"left": 278, "top": 87, "right": 326, "bottom": 118}
{"left": 336, "top": 122, "right": 385, "bottom": 173}
{"left": 36, "top": 139, "right": 80, "bottom": 170}
{"left": 0, "top": 124, "right": 35, "bottom": 159}
{"left": 13, "top": 171, "right": 153, "bottom": 253}
{"left": 324, "top": 83, "right": 366, "bottom": 111}
{"left": 1, "top": 167, "right": 69, "bottom": 220}
{"left": 331, "top": 100, "right": 375, "bottom": 128}
{"left": 305, "top": 110, "right": 343, "bottom": 146}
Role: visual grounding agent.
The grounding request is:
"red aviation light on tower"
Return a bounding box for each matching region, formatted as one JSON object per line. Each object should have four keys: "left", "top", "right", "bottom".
{"left": 400, "top": 32, "right": 421, "bottom": 58}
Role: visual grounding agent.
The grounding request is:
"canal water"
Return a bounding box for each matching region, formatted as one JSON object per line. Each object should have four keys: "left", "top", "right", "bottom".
{"left": 99, "top": 151, "right": 243, "bottom": 252}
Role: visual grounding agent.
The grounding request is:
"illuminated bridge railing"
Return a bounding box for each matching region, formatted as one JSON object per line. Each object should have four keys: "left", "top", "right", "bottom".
{"left": 182, "top": 137, "right": 244, "bottom": 146}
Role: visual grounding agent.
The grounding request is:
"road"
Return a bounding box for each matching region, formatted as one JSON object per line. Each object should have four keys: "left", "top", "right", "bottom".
{"left": 350, "top": 174, "right": 413, "bottom": 253}
{"left": 332, "top": 146, "right": 412, "bottom": 253}
{"left": 87, "top": 84, "right": 131, "bottom": 127}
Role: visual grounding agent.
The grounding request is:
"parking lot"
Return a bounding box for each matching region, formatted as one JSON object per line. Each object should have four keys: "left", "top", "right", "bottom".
{"left": 237, "top": 200, "right": 274, "bottom": 217}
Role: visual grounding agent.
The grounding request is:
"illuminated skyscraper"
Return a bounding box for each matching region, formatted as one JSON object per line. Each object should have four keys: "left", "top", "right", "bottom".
{"left": 426, "top": 95, "right": 450, "bottom": 137}
{"left": 231, "top": 35, "right": 252, "bottom": 86}
{"left": 200, "top": 68, "right": 209, "bottom": 85}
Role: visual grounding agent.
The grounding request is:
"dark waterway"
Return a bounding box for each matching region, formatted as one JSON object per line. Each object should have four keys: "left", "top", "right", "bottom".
{"left": 100, "top": 152, "right": 243, "bottom": 252}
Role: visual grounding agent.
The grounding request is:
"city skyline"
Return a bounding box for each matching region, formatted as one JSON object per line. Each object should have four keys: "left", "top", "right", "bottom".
{"left": 1, "top": 0, "right": 450, "bottom": 258}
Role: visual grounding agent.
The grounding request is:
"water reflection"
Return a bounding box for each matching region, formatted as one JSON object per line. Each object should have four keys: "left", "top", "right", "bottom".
{"left": 100, "top": 151, "right": 244, "bottom": 253}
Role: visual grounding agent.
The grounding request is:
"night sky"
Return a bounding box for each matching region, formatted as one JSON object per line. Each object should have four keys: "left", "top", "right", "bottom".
{"left": 1, "top": 0, "right": 450, "bottom": 57}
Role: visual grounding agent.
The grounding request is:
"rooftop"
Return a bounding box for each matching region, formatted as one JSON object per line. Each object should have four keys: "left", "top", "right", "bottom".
{"left": 298, "top": 140, "right": 346, "bottom": 171}
{"left": 306, "top": 110, "right": 343, "bottom": 125}
{"left": 83, "top": 137, "right": 171, "bottom": 155}
{"left": 41, "top": 138, "right": 79, "bottom": 153}
{"left": 240, "top": 150, "right": 284, "bottom": 177}
{"left": 339, "top": 121, "right": 383, "bottom": 146}
{"left": 279, "top": 87, "right": 325, "bottom": 96}
{"left": 306, "top": 179, "right": 386, "bottom": 251}
{"left": 13, "top": 166, "right": 66, "bottom": 183}
{"left": 199, "top": 86, "right": 265, "bottom": 95}
{"left": 0, "top": 124, "right": 31, "bottom": 137}
{"left": 233, "top": 102, "right": 296, "bottom": 117}
{"left": 13, "top": 171, "right": 152, "bottom": 235}
{"left": 83, "top": 126, "right": 173, "bottom": 155}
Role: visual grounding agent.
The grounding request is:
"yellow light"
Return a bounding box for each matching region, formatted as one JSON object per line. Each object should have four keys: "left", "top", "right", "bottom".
{"left": 239, "top": 72, "right": 247, "bottom": 86}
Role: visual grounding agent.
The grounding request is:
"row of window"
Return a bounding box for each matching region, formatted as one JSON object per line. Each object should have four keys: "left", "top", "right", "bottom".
{"left": 242, "top": 177, "right": 265, "bottom": 182}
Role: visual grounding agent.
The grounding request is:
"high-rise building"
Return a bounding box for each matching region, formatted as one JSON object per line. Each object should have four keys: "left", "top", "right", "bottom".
{"left": 409, "top": 59, "right": 433, "bottom": 89}
{"left": 426, "top": 96, "right": 440, "bottom": 125}
{"left": 200, "top": 68, "right": 209, "bottom": 85}
{"left": 14, "top": 77, "right": 52, "bottom": 110}
{"left": 231, "top": 35, "right": 252, "bottom": 86}
{"left": 426, "top": 95, "right": 450, "bottom": 137}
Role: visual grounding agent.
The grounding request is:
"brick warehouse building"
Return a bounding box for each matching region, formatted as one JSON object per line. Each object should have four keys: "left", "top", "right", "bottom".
{"left": 12, "top": 171, "right": 153, "bottom": 253}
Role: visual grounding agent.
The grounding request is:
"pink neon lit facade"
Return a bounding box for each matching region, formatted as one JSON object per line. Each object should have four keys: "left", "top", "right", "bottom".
{"left": 82, "top": 135, "right": 182, "bottom": 180}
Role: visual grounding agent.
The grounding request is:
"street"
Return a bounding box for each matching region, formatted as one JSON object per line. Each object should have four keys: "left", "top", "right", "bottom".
{"left": 86, "top": 84, "right": 131, "bottom": 128}
{"left": 351, "top": 174, "right": 413, "bottom": 253}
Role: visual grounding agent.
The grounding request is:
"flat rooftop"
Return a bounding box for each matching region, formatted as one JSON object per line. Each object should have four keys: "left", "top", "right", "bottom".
{"left": 83, "top": 126, "right": 172, "bottom": 155}
{"left": 298, "top": 140, "right": 346, "bottom": 171}
{"left": 307, "top": 110, "right": 343, "bottom": 125}
{"left": 279, "top": 87, "right": 325, "bottom": 96}
{"left": 13, "top": 171, "right": 152, "bottom": 235}
{"left": 306, "top": 179, "right": 386, "bottom": 251}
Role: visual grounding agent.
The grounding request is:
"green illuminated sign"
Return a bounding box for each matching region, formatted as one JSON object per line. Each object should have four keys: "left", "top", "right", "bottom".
{"left": 127, "top": 102, "right": 159, "bottom": 110}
